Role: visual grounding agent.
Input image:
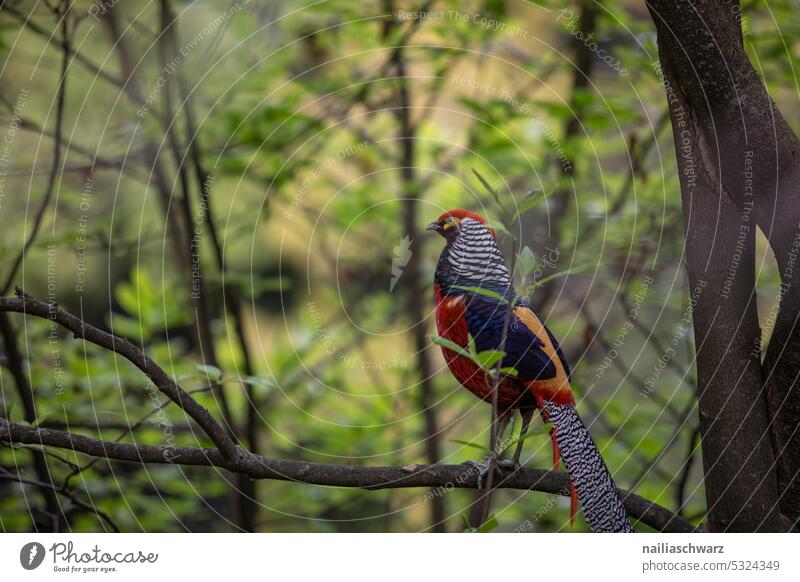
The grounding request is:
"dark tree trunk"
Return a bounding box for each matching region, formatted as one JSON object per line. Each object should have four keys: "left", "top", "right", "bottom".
{"left": 386, "top": 0, "right": 446, "bottom": 532}
{"left": 647, "top": 0, "right": 800, "bottom": 530}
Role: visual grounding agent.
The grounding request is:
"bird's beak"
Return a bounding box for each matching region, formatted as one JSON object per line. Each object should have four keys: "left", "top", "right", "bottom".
{"left": 426, "top": 221, "right": 442, "bottom": 232}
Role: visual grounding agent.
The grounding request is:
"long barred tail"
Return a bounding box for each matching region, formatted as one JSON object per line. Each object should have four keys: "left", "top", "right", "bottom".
{"left": 542, "top": 400, "right": 634, "bottom": 533}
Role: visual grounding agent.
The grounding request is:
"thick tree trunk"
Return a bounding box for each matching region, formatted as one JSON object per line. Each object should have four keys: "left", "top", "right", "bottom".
{"left": 388, "top": 4, "right": 446, "bottom": 531}
{"left": 647, "top": 0, "right": 800, "bottom": 530}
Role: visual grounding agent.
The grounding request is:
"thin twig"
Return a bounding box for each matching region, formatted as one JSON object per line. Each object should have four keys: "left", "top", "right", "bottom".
{"left": 0, "top": 290, "right": 240, "bottom": 460}
{"left": 62, "top": 386, "right": 212, "bottom": 490}
{"left": 0, "top": 466, "right": 120, "bottom": 532}
{"left": 675, "top": 424, "right": 701, "bottom": 517}
{"left": 155, "top": 0, "right": 237, "bottom": 444}
{"left": 0, "top": 3, "right": 123, "bottom": 88}
{"left": 468, "top": 170, "right": 519, "bottom": 527}
{"left": 2, "top": 3, "right": 70, "bottom": 294}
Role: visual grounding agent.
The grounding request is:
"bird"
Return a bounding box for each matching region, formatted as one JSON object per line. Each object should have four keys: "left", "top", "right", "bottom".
{"left": 427, "top": 208, "right": 633, "bottom": 533}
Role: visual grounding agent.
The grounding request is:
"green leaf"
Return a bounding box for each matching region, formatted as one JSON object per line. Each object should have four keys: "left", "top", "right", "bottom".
{"left": 31, "top": 412, "right": 54, "bottom": 428}
{"left": 476, "top": 349, "right": 506, "bottom": 369}
{"left": 471, "top": 168, "right": 500, "bottom": 205}
{"left": 451, "top": 285, "right": 510, "bottom": 303}
{"left": 431, "top": 336, "right": 505, "bottom": 372}
{"left": 528, "top": 264, "right": 593, "bottom": 289}
{"left": 458, "top": 97, "right": 487, "bottom": 116}
{"left": 477, "top": 514, "right": 499, "bottom": 532}
{"left": 432, "top": 335, "right": 508, "bottom": 372}
{"left": 240, "top": 376, "right": 274, "bottom": 390}
{"left": 467, "top": 333, "right": 478, "bottom": 356}
{"left": 196, "top": 364, "right": 222, "bottom": 381}
{"left": 512, "top": 190, "right": 551, "bottom": 223}
{"left": 450, "top": 439, "right": 488, "bottom": 451}
{"left": 5, "top": 402, "right": 19, "bottom": 423}
{"left": 499, "top": 366, "right": 519, "bottom": 377}
{"left": 233, "top": 376, "right": 275, "bottom": 392}
{"left": 531, "top": 422, "right": 553, "bottom": 435}
{"left": 431, "top": 335, "right": 488, "bottom": 370}
{"left": 430, "top": 335, "right": 472, "bottom": 360}
{"left": 517, "top": 246, "right": 536, "bottom": 281}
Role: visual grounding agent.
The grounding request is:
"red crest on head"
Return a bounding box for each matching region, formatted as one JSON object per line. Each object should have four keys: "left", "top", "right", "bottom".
{"left": 437, "top": 209, "right": 496, "bottom": 238}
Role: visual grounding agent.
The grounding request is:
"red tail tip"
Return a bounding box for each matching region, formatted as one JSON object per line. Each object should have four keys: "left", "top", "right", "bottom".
{"left": 569, "top": 481, "right": 578, "bottom": 527}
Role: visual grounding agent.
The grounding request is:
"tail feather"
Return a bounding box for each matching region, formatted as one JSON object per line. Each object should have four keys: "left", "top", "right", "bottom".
{"left": 542, "top": 400, "right": 633, "bottom": 533}
{"left": 550, "top": 428, "right": 560, "bottom": 472}
{"left": 548, "top": 424, "right": 578, "bottom": 526}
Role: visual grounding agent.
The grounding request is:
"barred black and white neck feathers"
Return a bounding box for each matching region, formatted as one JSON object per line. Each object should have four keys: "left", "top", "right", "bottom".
{"left": 435, "top": 218, "right": 512, "bottom": 297}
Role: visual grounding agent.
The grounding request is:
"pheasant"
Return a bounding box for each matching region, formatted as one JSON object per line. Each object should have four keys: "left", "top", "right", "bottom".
{"left": 428, "top": 208, "right": 633, "bottom": 533}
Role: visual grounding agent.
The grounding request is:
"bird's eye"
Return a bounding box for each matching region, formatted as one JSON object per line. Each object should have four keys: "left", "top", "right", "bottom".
{"left": 447, "top": 217, "right": 455, "bottom": 224}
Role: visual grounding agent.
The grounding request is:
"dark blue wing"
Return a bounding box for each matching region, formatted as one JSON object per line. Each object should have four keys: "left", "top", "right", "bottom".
{"left": 463, "top": 295, "right": 557, "bottom": 382}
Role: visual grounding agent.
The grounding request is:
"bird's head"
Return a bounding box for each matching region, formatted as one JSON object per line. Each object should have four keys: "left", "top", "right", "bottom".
{"left": 425, "top": 209, "right": 496, "bottom": 241}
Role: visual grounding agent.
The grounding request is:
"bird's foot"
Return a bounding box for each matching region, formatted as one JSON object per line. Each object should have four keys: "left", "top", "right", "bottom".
{"left": 463, "top": 459, "right": 516, "bottom": 489}
{"left": 496, "top": 459, "right": 521, "bottom": 472}
{"left": 463, "top": 460, "right": 495, "bottom": 490}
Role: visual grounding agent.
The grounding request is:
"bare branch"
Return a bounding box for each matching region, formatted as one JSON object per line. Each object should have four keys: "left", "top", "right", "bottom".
{"left": 0, "top": 465, "right": 120, "bottom": 532}
{"left": 2, "top": 3, "right": 70, "bottom": 294}
{"left": 0, "top": 417, "right": 693, "bottom": 532}
{"left": 62, "top": 387, "right": 211, "bottom": 491}
{"left": 0, "top": 3, "right": 124, "bottom": 89}
{"left": 0, "top": 290, "right": 240, "bottom": 460}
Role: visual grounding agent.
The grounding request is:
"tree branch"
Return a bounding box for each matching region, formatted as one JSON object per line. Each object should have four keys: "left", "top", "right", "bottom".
{"left": 0, "top": 290, "right": 240, "bottom": 461}
{"left": 0, "top": 417, "right": 692, "bottom": 533}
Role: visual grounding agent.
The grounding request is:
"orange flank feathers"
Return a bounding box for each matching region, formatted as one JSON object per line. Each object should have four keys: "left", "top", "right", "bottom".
{"left": 514, "top": 306, "right": 575, "bottom": 406}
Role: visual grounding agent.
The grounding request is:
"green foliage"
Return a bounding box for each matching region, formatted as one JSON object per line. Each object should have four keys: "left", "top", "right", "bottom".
{"left": 463, "top": 512, "right": 499, "bottom": 533}
{"left": 112, "top": 267, "right": 190, "bottom": 341}
{"left": 431, "top": 334, "right": 516, "bottom": 379}
{"left": 13, "top": 0, "right": 798, "bottom": 532}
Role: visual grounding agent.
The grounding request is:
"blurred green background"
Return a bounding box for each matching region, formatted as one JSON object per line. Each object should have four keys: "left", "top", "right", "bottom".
{"left": 0, "top": 0, "right": 795, "bottom": 532}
